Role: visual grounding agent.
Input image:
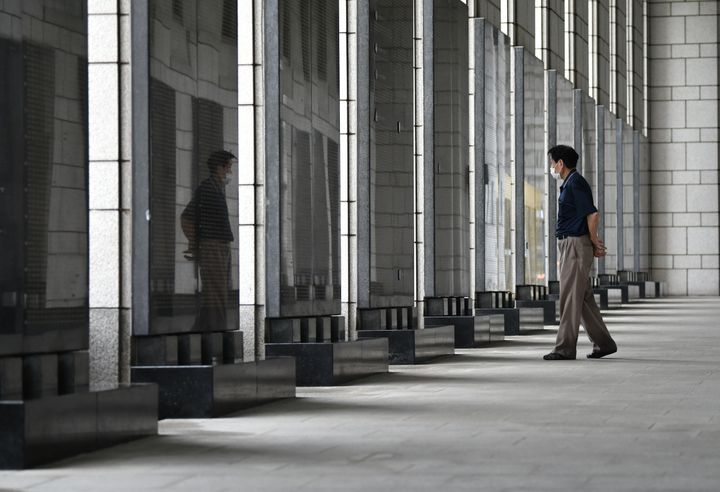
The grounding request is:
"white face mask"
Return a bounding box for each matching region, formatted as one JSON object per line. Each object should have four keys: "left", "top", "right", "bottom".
{"left": 223, "top": 173, "right": 232, "bottom": 186}
{"left": 550, "top": 166, "right": 561, "bottom": 180}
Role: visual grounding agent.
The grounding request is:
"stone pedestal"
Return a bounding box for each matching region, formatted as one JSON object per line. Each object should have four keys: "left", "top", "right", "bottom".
{"left": 0, "top": 384, "right": 157, "bottom": 469}
{"left": 358, "top": 325, "right": 455, "bottom": 364}
{"left": 425, "top": 314, "right": 505, "bottom": 347}
{"left": 131, "top": 358, "right": 295, "bottom": 419}
{"left": 265, "top": 338, "right": 389, "bottom": 386}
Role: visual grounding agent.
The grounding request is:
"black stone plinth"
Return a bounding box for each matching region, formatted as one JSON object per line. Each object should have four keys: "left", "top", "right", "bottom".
{"left": 265, "top": 339, "right": 389, "bottom": 386}
{"left": 474, "top": 307, "right": 544, "bottom": 336}
{"left": 131, "top": 358, "right": 295, "bottom": 419}
{"left": 515, "top": 299, "right": 557, "bottom": 325}
{"left": 425, "top": 316, "right": 489, "bottom": 348}
{"left": 357, "top": 325, "right": 455, "bottom": 364}
{"left": 0, "top": 384, "right": 158, "bottom": 469}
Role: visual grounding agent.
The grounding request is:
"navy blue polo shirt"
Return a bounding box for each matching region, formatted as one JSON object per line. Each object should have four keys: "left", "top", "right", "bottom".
{"left": 556, "top": 169, "right": 597, "bottom": 238}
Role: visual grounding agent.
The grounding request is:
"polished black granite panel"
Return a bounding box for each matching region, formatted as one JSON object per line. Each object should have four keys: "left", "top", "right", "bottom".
{"left": 278, "top": 0, "right": 341, "bottom": 317}
{"left": 300, "top": 318, "right": 317, "bottom": 343}
{"left": 433, "top": 0, "right": 470, "bottom": 297}
{"left": 0, "top": 357, "right": 23, "bottom": 400}
{"left": 143, "top": 1, "right": 240, "bottom": 336}
{"left": 425, "top": 316, "right": 491, "bottom": 348}
{"left": 0, "top": 385, "right": 158, "bottom": 469}
{"left": 267, "top": 316, "right": 345, "bottom": 343}
{"left": 58, "top": 351, "right": 89, "bottom": 394}
{"left": 425, "top": 297, "right": 471, "bottom": 316}
{"left": 0, "top": 0, "right": 89, "bottom": 358}
{"left": 368, "top": 0, "right": 415, "bottom": 308}
{"left": 357, "top": 325, "right": 455, "bottom": 364}
{"left": 266, "top": 318, "right": 302, "bottom": 343}
{"left": 131, "top": 359, "right": 294, "bottom": 419}
{"left": 265, "top": 339, "right": 389, "bottom": 386}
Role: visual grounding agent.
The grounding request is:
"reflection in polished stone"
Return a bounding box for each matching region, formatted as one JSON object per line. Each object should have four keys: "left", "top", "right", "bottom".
{"left": 482, "top": 24, "right": 512, "bottom": 291}
{"left": 368, "top": 0, "right": 414, "bottom": 307}
{"left": 0, "top": 1, "right": 88, "bottom": 350}
{"left": 146, "top": 0, "right": 239, "bottom": 335}
{"left": 278, "top": 0, "right": 340, "bottom": 317}
{"left": 434, "top": 0, "right": 469, "bottom": 297}
{"left": 522, "top": 52, "right": 546, "bottom": 285}
{"left": 603, "top": 108, "right": 618, "bottom": 273}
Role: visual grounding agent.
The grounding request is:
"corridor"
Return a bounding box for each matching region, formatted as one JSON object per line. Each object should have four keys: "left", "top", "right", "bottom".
{"left": 2, "top": 297, "right": 719, "bottom": 491}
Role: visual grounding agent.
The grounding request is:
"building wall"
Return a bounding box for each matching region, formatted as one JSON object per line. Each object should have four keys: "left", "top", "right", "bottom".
{"left": 565, "top": 0, "right": 590, "bottom": 91}
{"left": 502, "top": 0, "right": 535, "bottom": 49}
{"left": 647, "top": 0, "right": 719, "bottom": 295}
{"left": 536, "top": 0, "right": 565, "bottom": 70}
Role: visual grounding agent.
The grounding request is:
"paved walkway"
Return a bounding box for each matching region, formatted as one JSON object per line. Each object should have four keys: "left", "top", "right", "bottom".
{"left": 2, "top": 297, "right": 720, "bottom": 491}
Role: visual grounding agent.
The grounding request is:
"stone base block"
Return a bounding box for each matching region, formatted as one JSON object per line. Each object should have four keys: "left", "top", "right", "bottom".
{"left": 515, "top": 299, "right": 557, "bottom": 325}
{"left": 265, "top": 339, "right": 389, "bottom": 386}
{"left": 592, "top": 289, "right": 610, "bottom": 309}
{"left": 131, "top": 358, "right": 295, "bottom": 419}
{"left": 0, "top": 384, "right": 158, "bottom": 469}
{"left": 474, "top": 307, "right": 544, "bottom": 336}
{"left": 357, "top": 325, "right": 455, "bottom": 364}
{"left": 425, "top": 316, "right": 490, "bottom": 348}
{"left": 605, "top": 285, "right": 629, "bottom": 305}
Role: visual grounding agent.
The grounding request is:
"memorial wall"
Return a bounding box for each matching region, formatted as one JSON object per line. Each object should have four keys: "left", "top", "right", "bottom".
{"left": 368, "top": 0, "right": 414, "bottom": 308}
{"left": 278, "top": 0, "right": 340, "bottom": 317}
{"left": 481, "top": 24, "right": 512, "bottom": 292}
{"left": 433, "top": 0, "right": 469, "bottom": 297}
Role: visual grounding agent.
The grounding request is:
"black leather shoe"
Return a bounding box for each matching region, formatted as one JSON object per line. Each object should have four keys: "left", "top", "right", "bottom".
{"left": 543, "top": 352, "right": 575, "bottom": 360}
{"left": 586, "top": 347, "right": 617, "bottom": 359}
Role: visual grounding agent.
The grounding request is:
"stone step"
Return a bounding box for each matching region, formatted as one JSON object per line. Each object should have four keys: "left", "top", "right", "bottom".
{"left": 131, "top": 358, "right": 295, "bottom": 419}
{"left": 357, "top": 325, "right": 455, "bottom": 364}
{"left": 265, "top": 338, "right": 389, "bottom": 386}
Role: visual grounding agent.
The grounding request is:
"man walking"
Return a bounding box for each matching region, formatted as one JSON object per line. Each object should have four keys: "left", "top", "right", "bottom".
{"left": 544, "top": 145, "right": 617, "bottom": 360}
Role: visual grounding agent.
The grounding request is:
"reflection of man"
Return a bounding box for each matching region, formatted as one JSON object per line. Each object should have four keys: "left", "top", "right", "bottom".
{"left": 543, "top": 145, "right": 617, "bottom": 361}
{"left": 181, "top": 150, "right": 236, "bottom": 331}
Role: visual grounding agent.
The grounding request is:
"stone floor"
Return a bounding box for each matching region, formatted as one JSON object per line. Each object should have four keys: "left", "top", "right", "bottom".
{"left": 2, "top": 297, "right": 720, "bottom": 491}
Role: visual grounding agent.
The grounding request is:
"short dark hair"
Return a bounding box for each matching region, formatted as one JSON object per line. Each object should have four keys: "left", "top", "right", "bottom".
{"left": 207, "top": 150, "right": 237, "bottom": 172}
{"left": 547, "top": 145, "right": 579, "bottom": 169}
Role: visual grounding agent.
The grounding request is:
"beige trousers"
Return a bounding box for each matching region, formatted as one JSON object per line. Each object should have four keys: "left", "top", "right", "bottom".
{"left": 553, "top": 235, "right": 616, "bottom": 358}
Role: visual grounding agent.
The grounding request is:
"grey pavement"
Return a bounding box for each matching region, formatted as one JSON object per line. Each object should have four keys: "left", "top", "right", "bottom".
{"left": 2, "top": 297, "right": 719, "bottom": 491}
